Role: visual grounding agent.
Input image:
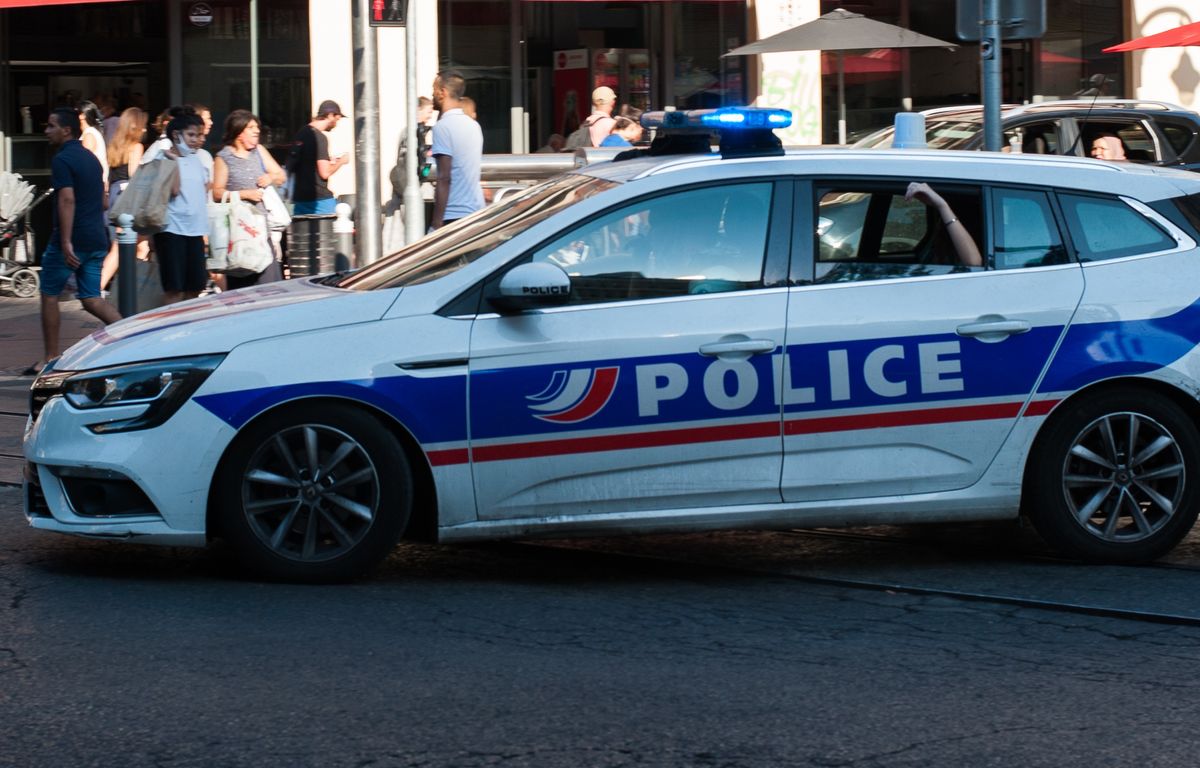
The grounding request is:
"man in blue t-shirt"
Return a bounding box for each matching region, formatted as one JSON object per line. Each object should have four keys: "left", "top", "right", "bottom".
{"left": 27, "top": 108, "right": 122, "bottom": 376}
{"left": 430, "top": 70, "right": 484, "bottom": 229}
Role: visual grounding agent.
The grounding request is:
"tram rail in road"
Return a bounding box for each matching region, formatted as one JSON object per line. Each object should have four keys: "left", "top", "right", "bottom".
{"left": 527, "top": 524, "right": 1200, "bottom": 628}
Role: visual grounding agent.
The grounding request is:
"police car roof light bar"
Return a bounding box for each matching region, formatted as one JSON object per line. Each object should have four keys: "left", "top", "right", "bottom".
{"left": 639, "top": 107, "right": 793, "bottom": 132}
{"left": 631, "top": 107, "right": 793, "bottom": 161}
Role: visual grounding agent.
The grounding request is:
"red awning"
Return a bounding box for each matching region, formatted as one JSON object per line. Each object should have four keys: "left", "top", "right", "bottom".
{"left": 0, "top": 0, "right": 133, "bottom": 7}
{"left": 1104, "top": 20, "right": 1200, "bottom": 52}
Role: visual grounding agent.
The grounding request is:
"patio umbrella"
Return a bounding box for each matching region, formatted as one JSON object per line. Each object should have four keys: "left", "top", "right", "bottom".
{"left": 1104, "top": 20, "right": 1200, "bottom": 52}
{"left": 725, "top": 8, "right": 956, "bottom": 144}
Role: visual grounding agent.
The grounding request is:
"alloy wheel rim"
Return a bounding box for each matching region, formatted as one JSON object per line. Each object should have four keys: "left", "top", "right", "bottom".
{"left": 241, "top": 424, "right": 380, "bottom": 562}
{"left": 1061, "top": 411, "right": 1186, "bottom": 543}
{"left": 13, "top": 271, "right": 37, "bottom": 298}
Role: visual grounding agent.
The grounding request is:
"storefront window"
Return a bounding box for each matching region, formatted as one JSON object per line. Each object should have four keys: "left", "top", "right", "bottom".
{"left": 818, "top": 0, "right": 1125, "bottom": 143}
{"left": 440, "top": 0, "right": 747, "bottom": 152}
{"left": 670, "top": 1, "right": 747, "bottom": 109}
{"left": 438, "top": 0, "right": 512, "bottom": 152}
{"left": 180, "top": 0, "right": 310, "bottom": 157}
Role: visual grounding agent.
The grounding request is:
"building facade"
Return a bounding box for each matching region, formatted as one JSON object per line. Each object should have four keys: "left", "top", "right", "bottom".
{"left": 1, "top": 0, "right": 1196, "bottom": 201}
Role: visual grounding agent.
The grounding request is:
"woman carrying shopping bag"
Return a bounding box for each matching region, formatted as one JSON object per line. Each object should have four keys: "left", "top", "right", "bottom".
{"left": 212, "top": 109, "right": 286, "bottom": 289}
{"left": 154, "top": 109, "right": 210, "bottom": 305}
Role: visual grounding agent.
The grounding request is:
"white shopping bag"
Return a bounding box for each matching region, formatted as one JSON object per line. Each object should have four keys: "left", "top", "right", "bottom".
{"left": 226, "top": 197, "right": 274, "bottom": 276}
{"left": 206, "top": 191, "right": 237, "bottom": 272}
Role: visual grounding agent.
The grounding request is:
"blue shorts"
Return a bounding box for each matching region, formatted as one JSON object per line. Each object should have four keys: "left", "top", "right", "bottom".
{"left": 293, "top": 198, "right": 337, "bottom": 215}
{"left": 40, "top": 243, "right": 107, "bottom": 299}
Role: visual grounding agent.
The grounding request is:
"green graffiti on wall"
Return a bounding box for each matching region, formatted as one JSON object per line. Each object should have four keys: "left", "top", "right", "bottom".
{"left": 761, "top": 67, "right": 821, "bottom": 145}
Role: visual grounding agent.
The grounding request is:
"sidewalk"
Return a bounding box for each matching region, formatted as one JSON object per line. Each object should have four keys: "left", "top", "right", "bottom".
{"left": 0, "top": 294, "right": 102, "bottom": 485}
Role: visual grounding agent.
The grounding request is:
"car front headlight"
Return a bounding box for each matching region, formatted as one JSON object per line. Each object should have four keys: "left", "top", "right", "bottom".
{"left": 54, "top": 354, "right": 225, "bottom": 434}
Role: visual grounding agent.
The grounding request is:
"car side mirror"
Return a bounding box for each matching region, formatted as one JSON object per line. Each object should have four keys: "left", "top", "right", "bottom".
{"left": 489, "top": 262, "right": 572, "bottom": 313}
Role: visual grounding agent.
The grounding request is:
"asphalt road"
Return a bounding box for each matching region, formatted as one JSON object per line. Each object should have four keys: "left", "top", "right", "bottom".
{"left": 4, "top": 487, "right": 1200, "bottom": 767}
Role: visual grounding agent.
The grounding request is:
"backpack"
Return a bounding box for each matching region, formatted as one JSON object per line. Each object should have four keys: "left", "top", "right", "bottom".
{"left": 564, "top": 116, "right": 601, "bottom": 150}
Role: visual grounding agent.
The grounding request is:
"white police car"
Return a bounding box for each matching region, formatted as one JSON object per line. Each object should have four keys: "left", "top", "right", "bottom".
{"left": 24, "top": 108, "right": 1200, "bottom": 581}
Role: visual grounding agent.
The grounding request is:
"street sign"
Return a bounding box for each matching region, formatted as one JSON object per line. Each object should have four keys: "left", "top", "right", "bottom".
{"left": 369, "top": 0, "right": 406, "bottom": 26}
{"left": 956, "top": 0, "right": 1045, "bottom": 41}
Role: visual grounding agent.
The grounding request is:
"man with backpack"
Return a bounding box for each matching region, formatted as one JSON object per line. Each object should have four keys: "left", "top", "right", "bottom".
{"left": 288, "top": 100, "right": 349, "bottom": 215}
{"left": 565, "top": 86, "right": 618, "bottom": 150}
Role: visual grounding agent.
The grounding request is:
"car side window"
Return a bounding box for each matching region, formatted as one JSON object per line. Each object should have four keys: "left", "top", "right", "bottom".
{"left": 529, "top": 182, "right": 773, "bottom": 305}
{"left": 814, "top": 183, "right": 983, "bottom": 283}
{"left": 1059, "top": 193, "right": 1176, "bottom": 261}
{"left": 1005, "top": 120, "right": 1062, "bottom": 154}
{"left": 1081, "top": 120, "right": 1157, "bottom": 163}
{"left": 992, "top": 188, "right": 1069, "bottom": 269}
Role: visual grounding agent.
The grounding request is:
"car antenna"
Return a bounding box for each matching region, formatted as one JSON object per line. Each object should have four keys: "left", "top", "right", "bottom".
{"left": 1064, "top": 74, "right": 1109, "bottom": 157}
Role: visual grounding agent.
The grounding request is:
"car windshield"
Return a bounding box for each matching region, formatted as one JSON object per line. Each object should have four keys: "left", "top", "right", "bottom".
{"left": 856, "top": 117, "right": 983, "bottom": 150}
{"left": 329, "top": 173, "right": 618, "bottom": 291}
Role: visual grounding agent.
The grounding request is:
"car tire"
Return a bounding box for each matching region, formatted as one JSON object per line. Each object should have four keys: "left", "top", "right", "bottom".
{"left": 215, "top": 403, "right": 412, "bottom": 582}
{"left": 1025, "top": 388, "right": 1200, "bottom": 563}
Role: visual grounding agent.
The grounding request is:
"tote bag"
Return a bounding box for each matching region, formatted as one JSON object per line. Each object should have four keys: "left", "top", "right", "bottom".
{"left": 226, "top": 197, "right": 274, "bottom": 276}
{"left": 206, "top": 191, "right": 238, "bottom": 272}
{"left": 108, "top": 158, "right": 179, "bottom": 234}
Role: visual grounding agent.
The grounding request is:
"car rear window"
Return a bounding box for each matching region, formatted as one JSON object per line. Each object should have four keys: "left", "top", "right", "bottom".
{"left": 1058, "top": 193, "right": 1177, "bottom": 261}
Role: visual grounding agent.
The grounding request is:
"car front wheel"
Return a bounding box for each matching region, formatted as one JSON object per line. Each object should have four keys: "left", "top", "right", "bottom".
{"left": 215, "top": 403, "right": 412, "bottom": 582}
{"left": 1026, "top": 388, "right": 1200, "bottom": 563}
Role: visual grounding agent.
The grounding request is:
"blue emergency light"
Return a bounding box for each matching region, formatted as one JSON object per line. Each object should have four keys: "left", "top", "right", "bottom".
{"left": 632, "top": 107, "right": 793, "bottom": 160}
{"left": 640, "top": 107, "right": 793, "bottom": 132}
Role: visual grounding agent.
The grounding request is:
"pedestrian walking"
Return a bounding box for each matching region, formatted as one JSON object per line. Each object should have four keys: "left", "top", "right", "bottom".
{"left": 586, "top": 86, "right": 617, "bottom": 147}
{"left": 100, "top": 106, "right": 148, "bottom": 290}
{"left": 140, "top": 107, "right": 174, "bottom": 165}
{"left": 430, "top": 70, "right": 484, "bottom": 229}
{"left": 213, "top": 109, "right": 286, "bottom": 288}
{"left": 288, "top": 100, "right": 349, "bottom": 215}
{"left": 26, "top": 107, "right": 121, "bottom": 376}
{"left": 390, "top": 95, "right": 433, "bottom": 199}
{"left": 78, "top": 99, "right": 109, "bottom": 185}
{"left": 154, "top": 109, "right": 211, "bottom": 305}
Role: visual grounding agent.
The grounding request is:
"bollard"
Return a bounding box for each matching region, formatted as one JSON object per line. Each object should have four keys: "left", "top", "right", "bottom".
{"left": 116, "top": 213, "right": 137, "bottom": 317}
{"left": 333, "top": 202, "right": 354, "bottom": 272}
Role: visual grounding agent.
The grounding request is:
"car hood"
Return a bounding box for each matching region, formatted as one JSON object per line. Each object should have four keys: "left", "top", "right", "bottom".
{"left": 56, "top": 279, "right": 398, "bottom": 371}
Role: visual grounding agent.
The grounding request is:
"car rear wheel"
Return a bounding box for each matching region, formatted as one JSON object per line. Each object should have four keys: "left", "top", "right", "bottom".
{"left": 1026, "top": 389, "right": 1200, "bottom": 563}
{"left": 216, "top": 403, "right": 412, "bottom": 582}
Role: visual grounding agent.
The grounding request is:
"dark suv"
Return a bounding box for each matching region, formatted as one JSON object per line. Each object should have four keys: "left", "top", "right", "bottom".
{"left": 855, "top": 100, "right": 1200, "bottom": 171}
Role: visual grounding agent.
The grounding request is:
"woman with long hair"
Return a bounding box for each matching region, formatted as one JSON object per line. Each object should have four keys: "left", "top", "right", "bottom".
{"left": 212, "top": 109, "right": 286, "bottom": 288}
{"left": 78, "top": 99, "right": 108, "bottom": 184}
{"left": 100, "top": 107, "right": 149, "bottom": 290}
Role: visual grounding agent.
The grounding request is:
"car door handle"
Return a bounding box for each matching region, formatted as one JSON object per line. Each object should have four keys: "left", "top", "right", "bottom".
{"left": 956, "top": 318, "right": 1031, "bottom": 342}
{"left": 699, "top": 339, "right": 777, "bottom": 357}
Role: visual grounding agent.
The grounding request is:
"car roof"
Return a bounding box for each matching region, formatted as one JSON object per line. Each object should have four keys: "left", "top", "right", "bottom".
{"left": 920, "top": 99, "right": 1193, "bottom": 121}
{"left": 577, "top": 147, "right": 1200, "bottom": 202}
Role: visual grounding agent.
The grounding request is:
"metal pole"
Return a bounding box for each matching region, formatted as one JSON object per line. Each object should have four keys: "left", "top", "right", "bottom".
{"left": 250, "top": 0, "right": 260, "bottom": 116}
{"left": 837, "top": 52, "right": 847, "bottom": 145}
{"left": 168, "top": 1, "right": 182, "bottom": 105}
{"left": 116, "top": 213, "right": 137, "bottom": 317}
{"left": 403, "top": 0, "right": 424, "bottom": 244}
{"left": 352, "top": 0, "right": 383, "bottom": 265}
{"left": 510, "top": 0, "right": 524, "bottom": 153}
{"left": 980, "top": 0, "right": 1003, "bottom": 151}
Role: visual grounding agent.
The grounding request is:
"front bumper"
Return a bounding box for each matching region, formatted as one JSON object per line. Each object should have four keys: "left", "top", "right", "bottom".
{"left": 21, "top": 396, "right": 236, "bottom": 546}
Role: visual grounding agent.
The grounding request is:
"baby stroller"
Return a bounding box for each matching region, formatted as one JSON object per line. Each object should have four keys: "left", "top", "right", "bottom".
{"left": 0, "top": 172, "right": 50, "bottom": 299}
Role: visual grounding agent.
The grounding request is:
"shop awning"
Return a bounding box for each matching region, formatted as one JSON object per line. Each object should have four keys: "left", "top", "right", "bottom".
{"left": 0, "top": 0, "right": 134, "bottom": 7}
{"left": 1104, "top": 21, "right": 1200, "bottom": 52}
